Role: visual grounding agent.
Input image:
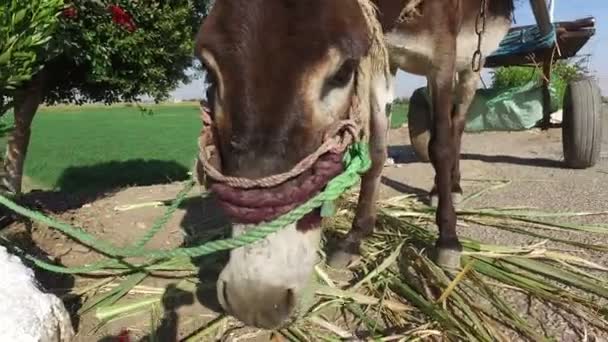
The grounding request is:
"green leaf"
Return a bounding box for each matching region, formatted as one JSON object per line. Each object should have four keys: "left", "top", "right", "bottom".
{"left": 79, "top": 272, "right": 148, "bottom": 315}
{"left": 12, "top": 9, "right": 27, "bottom": 26}
{"left": 0, "top": 46, "right": 13, "bottom": 65}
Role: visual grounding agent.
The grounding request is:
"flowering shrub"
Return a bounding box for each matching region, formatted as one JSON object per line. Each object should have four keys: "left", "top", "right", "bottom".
{"left": 0, "top": 0, "right": 212, "bottom": 195}
{"left": 0, "top": 0, "right": 63, "bottom": 112}
{"left": 42, "top": 0, "right": 212, "bottom": 104}
{"left": 107, "top": 4, "right": 136, "bottom": 32}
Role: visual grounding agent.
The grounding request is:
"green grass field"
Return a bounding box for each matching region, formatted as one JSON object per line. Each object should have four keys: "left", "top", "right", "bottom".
{"left": 390, "top": 103, "right": 408, "bottom": 129}
{"left": 1, "top": 104, "right": 201, "bottom": 193}
{"left": 0, "top": 102, "right": 408, "bottom": 193}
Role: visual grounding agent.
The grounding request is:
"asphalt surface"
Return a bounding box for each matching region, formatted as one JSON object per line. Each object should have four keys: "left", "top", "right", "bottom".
{"left": 382, "top": 105, "right": 608, "bottom": 340}
{"left": 384, "top": 105, "right": 607, "bottom": 223}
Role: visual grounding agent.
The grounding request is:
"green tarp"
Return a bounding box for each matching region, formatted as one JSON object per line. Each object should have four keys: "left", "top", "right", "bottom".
{"left": 417, "top": 81, "right": 558, "bottom": 132}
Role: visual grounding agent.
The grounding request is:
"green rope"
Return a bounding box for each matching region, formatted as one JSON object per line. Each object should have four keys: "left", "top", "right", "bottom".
{"left": 0, "top": 178, "right": 198, "bottom": 274}
{"left": 0, "top": 142, "right": 371, "bottom": 274}
{"left": 0, "top": 178, "right": 196, "bottom": 258}
{"left": 0, "top": 198, "right": 127, "bottom": 257}
{"left": 131, "top": 179, "right": 196, "bottom": 250}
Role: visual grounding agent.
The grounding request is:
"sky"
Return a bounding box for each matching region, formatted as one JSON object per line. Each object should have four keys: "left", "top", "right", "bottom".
{"left": 171, "top": 1, "right": 607, "bottom": 100}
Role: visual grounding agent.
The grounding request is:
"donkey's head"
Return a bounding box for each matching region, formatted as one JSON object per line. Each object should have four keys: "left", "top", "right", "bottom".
{"left": 196, "top": 0, "right": 378, "bottom": 329}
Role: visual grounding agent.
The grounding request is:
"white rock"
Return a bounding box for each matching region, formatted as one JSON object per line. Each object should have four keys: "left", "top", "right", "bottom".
{"left": 0, "top": 246, "right": 75, "bottom": 342}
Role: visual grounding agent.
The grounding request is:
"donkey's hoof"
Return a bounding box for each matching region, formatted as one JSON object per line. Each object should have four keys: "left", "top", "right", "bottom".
{"left": 434, "top": 248, "right": 461, "bottom": 272}
{"left": 327, "top": 250, "right": 359, "bottom": 269}
{"left": 430, "top": 192, "right": 464, "bottom": 208}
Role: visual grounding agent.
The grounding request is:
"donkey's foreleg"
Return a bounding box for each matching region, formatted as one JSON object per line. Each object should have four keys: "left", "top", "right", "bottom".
{"left": 328, "top": 94, "right": 390, "bottom": 269}
{"left": 451, "top": 70, "right": 479, "bottom": 196}
{"left": 427, "top": 38, "right": 461, "bottom": 271}
{"left": 430, "top": 70, "right": 479, "bottom": 207}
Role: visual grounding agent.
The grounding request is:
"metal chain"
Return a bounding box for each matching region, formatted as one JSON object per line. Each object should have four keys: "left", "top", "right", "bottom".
{"left": 472, "top": 0, "right": 488, "bottom": 72}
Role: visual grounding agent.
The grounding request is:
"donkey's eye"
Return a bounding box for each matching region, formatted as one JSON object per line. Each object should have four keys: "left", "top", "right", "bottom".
{"left": 327, "top": 59, "right": 356, "bottom": 89}
{"left": 203, "top": 69, "right": 218, "bottom": 104}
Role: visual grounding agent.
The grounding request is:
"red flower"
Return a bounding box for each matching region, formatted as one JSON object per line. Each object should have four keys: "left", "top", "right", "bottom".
{"left": 62, "top": 6, "right": 78, "bottom": 19}
{"left": 108, "top": 4, "right": 137, "bottom": 32}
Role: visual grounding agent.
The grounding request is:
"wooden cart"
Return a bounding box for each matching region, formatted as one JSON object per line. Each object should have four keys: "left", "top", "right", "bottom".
{"left": 407, "top": 0, "right": 603, "bottom": 168}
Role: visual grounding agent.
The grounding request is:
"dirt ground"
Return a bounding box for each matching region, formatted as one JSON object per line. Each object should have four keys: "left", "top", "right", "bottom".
{"left": 1, "top": 108, "right": 607, "bottom": 341}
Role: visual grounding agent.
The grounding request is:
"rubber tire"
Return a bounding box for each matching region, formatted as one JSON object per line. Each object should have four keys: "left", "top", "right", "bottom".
{"left": 408, "top": 88, "right": 432, "bottom": 163}
{"left": 562, "top": 78, "right": 603, "bottom": 169}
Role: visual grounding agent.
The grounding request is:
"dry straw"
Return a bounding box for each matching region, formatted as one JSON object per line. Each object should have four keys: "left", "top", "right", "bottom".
{"left": 75, "top": 182, "right": 608, "bottom": 341}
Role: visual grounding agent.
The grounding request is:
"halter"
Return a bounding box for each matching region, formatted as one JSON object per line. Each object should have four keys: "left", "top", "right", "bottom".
{"left": 195, "top": 0, "right": 390, "bottom": 224}
{"left": 196, "top": 96, "right": 363, "bottom": 190}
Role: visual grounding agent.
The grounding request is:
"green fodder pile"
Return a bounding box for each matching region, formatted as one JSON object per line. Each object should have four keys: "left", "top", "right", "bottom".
{"left": 57, "top": 186, "right": 608, "bottom": 341}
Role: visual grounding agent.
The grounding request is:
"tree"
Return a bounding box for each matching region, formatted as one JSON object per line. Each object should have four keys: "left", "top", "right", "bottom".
{"left": 2, "top": 0, "right": 213, "bottom": 194}
{"left": 0, "top": 0, "right": 63, "bottom": 114}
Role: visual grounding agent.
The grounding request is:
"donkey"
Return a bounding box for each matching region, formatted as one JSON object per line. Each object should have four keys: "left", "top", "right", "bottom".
{"left": 195, "top": 0, "right": 514, "bottom": 329}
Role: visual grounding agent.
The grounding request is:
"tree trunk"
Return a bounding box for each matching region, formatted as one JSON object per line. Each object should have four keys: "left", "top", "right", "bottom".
{"left": 1, "top": 71, "right": 47, "bottom": 195}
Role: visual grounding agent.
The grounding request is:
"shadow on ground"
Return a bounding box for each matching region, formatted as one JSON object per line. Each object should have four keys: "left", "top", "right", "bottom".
{"left": 182, "top": 195, "right": 231, "bottom": 338}
{"left": 381, "top": 176, "right": 430, "bottom": 204}
{"left": 57, "top": 159, "right": 190, "bottom": 194}
{"left": 96, "top": 195, "right": 230, "bottom": 341}
{"left": 460, "top": 153, "right": 564, "bottom": 168}
{"left": 97, "top": 284, "right": 196, "bottom": 342}
{"left": 2, "top": 164, "right": 229, "bottom": 340}
{"left": 388, "top": 144, "right": 564, "bottom": 168}
{"left": 0, "top": 160, "right": 190, "bottom": 230}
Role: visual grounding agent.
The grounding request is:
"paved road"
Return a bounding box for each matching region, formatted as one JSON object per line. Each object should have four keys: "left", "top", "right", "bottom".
{"left": 382, "top": 105, "right": 608, "bottom": 340}
{"left": 384, "top": 104, "right": 607, "bottom": 249}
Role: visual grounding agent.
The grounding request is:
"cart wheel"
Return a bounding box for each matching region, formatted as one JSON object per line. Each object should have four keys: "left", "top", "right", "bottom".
{"left": 562, "top": 77, "right": 603, "bottom": 169}
{"left": 408, "top": 88, "right": 432, "bottom": 162}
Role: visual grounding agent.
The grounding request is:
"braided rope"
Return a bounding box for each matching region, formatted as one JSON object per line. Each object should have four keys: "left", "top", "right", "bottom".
{"left": 198, "top": 97, "right": 361, "bottom": 189}
{"left": 131, "top": 179, "right": 196, "bottom": 250}
{"left": 0, "top": 142, "right": 371, "bottom": 274}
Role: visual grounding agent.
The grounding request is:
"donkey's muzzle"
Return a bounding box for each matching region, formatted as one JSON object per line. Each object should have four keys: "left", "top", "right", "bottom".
{"left": 217, "top": 279, "right": 296, "bottom": 329}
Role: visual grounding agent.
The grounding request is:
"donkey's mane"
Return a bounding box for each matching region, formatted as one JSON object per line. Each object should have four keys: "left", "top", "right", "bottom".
{"left": 396, "top": 0, "right": 517, "bottom": 25}
{"left": 357, "top": 0, "right": 391, "bottom": 82}
{"left": 397, "top": 0, "right": 424, "bottom": 23}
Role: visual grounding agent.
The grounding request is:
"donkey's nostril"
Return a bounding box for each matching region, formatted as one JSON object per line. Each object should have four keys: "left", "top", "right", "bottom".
{"left": 253, "top": 288, "right": 298, "bottom": 329}
{"left": 285, "top": 288, "right": 296, "bottom": 312}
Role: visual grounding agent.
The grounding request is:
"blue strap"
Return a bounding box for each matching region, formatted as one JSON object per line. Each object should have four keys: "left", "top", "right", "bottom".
{"left": 490, "top": 24, "right": 557, "bottom": 57}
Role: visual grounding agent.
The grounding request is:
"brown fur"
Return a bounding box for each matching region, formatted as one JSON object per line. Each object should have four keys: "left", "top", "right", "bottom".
{"left": 196, "top": 0, "right": 515, "bottom": 329}
{"left": 376, "top": 0, "right": 514, "bottom": 255}
{"left": 196, "top": 0, "right": 371, "bottom": 179}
